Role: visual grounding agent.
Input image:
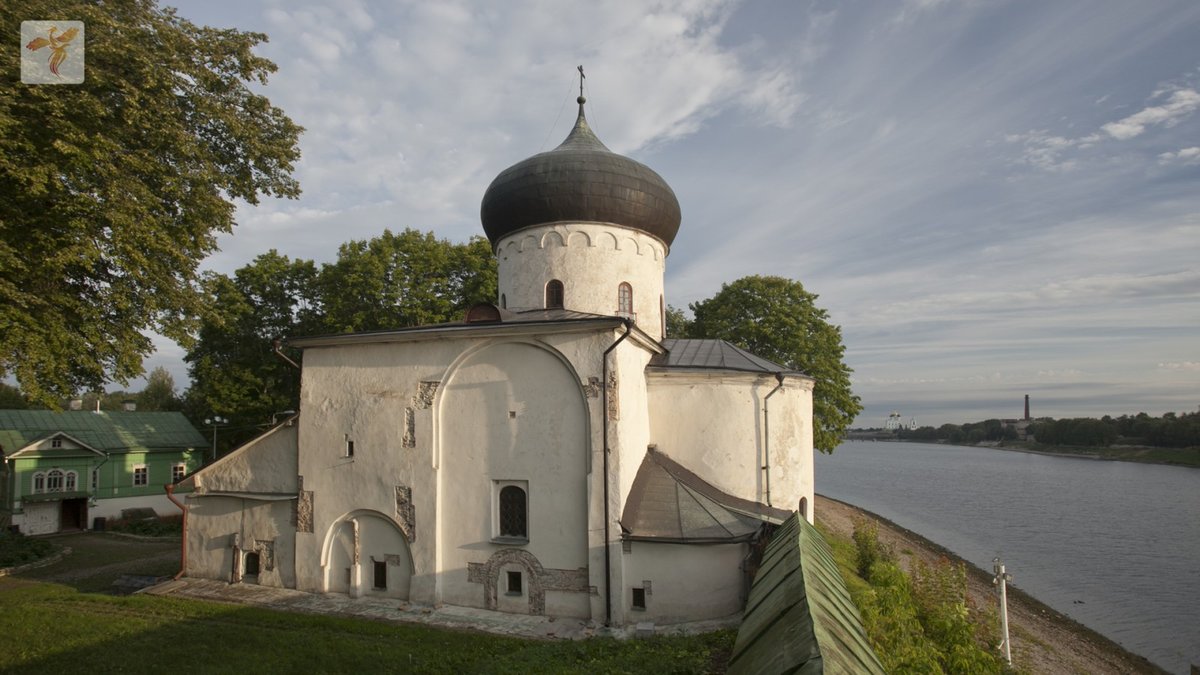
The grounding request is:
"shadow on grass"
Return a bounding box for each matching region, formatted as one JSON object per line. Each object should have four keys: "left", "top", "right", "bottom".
{"left": 0, "top": 580, "right": 733, "bottom": 674}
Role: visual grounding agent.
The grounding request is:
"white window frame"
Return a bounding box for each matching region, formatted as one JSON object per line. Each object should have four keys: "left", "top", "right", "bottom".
{"left": 65, "top": 471, "right": 77, "bottom": 491}
{"left": 492, "top": 479, "right": 529, "bottom": 544}
{"left": 32, "top": 471, "right": 46, "bottom": 494}
{"left": 132, "top": 464, "right": 148, "bottom": 487}
{"left": 172, "top": 463, "right": 186, "bottom": 482}
{"left": 46, "top": 469, "right": 64, "bottom": 492}
{"left": 51, "top": 438, "right": 63, "bottom": 448}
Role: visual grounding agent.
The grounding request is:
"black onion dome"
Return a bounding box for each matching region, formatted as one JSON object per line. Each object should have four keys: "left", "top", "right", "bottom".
{"left": 481, "top": 97, "right": 682, "bottom": 249}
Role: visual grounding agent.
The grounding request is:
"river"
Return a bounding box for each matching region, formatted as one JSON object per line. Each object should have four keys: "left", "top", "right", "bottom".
{"left": 814, "top": 440, "right": 1200, "bottom": 673}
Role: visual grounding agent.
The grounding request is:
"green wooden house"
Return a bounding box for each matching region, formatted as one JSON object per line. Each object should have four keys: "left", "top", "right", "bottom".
{"left": 0, "top": 410, "right": 205, "bottom": 535}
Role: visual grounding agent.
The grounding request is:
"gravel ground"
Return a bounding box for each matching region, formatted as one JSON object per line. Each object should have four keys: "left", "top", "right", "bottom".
{"left": 815, "top": 495, "right": 1168, "bottom": 675}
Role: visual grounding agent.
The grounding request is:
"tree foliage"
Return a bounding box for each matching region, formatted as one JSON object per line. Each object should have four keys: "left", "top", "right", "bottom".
{"left": 184, "top": 251, "right": 318, "bottom": 450}
{"left": 319, "top": 230, "right": 497, "bottom": 333}
{"left": 686, "top": 276, "right": 861, "bottom": 452}
{"left": 0, "top": 1, "right": 302, "bottom": 406}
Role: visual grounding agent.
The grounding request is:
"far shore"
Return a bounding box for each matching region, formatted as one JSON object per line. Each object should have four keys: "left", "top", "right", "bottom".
{"left": 815, "top": 494, "right": 1169, "bottom": 674}
{"left": 843, "top": 437, "right": 1200, "bottom": 468}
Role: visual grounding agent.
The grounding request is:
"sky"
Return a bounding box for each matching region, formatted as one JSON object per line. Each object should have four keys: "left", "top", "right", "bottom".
{"left": 138, "top": 0, "right": 1199, "bottom": 427}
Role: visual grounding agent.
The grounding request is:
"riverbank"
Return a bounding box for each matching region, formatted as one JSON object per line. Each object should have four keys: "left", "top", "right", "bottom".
{"left": 984, "top": 442, "right": 1200, "bottom": 467}
{"left": 815, "top": 495, "right": 1169, "bottom": 674}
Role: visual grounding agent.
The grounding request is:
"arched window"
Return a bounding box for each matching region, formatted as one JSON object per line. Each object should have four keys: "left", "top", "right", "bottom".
{"left": 46, "top": 469, "right": 64, "bottom": 492}
{"left": 499, "top": 485, "right": 527, "bottom": 538}
{"left": 799, "top": 497, "right": 809, "bottom": 519}
{"left": 500, "top": 293, "right": 506, "bottom": 309}
{"left": 618, "top": 282, "right": 634, "bottom": 316}
{"left": 545, "top": 280, "right": 564, "bottom": 309}
{"left": 33, "top": 472, "right": 45, "bottom": 494}
{"left": 244, "top": 551, "right": 261, "bottom": 577}
{"left": 65, "top": 471, "right": 77, "bottom": 491}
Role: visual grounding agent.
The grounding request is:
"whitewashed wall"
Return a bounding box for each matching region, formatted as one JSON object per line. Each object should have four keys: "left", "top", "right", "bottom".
{"left": 496, "top": 224, "right": 667, "bottom": 340}
{"left": 646, "top": 372, "right": 815, "bottom": 518}
{"left": 621, "top": 540, "right": 748, "bottom": 623}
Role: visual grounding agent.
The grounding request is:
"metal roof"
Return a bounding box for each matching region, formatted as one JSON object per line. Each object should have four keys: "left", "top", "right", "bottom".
{"left": 290, "top": 307, "right": 657, "bottom": 349}
{"left": 728, "top": 513, "right": 886, "bottom": 675}
{"left": 480, "top": 98, "right": 682, "bottom": 249}
{"left": 0, "top": 410, "right": 205, "bottom": 455}
{"left": 652, "top": 339, "right": 808, "bottom": 376}
{"left": 620, "top": 448, "right": 790, "bottom": 543}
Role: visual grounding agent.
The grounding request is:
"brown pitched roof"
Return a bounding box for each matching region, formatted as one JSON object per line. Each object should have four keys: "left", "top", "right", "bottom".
{"left": 620, "top": 448, "right": 791, "bottom": 543}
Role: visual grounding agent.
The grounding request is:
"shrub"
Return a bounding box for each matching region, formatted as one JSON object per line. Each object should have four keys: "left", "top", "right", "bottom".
{"left": 107, "top": 515, "right": 182, "bottom": 538}
{"left": 847, "top": 521, "right": 1005, "bottom": 674}
{"left": 852, "top": 518, "right": 891, "bottom": 577}
{"left": 0, "top": 531, "right": 57, "bottom": 567}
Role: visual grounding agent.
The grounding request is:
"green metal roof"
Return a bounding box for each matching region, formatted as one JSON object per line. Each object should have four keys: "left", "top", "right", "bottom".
{"left": 0, "top": 410, "right": 205, "bottom": 455}
{"left": 728, "top": 513, "right": 885, "bottom": 675}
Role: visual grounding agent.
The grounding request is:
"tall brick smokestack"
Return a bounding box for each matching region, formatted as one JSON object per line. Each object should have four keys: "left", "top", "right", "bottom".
{"left": 1024, "top": 395, "right": 1030, "bottom": 421}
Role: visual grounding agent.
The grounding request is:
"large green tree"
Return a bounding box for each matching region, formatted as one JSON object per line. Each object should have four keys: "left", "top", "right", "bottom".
{"left": 319, "top": 229, "right": 497, "bottom": 333}
{"left": 687, "top": 275, "right": 861, "bottom": 452}
{"left": 184, "top": 251, "right": 318, "bottom": 450}
{"left": 0, "top": 1, "right": 302, "bottom": 406}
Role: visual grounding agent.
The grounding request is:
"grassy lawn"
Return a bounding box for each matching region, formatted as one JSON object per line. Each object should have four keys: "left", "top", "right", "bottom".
{"left": 0, "top": 579, "right": 733, "bottom": 674}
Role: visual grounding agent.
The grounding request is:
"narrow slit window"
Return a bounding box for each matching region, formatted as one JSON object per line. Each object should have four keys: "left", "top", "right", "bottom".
{"left": 374, "top": 560, "right": 387, "bottom": 590}
{"left": 545, "top": 279, "right": 564, "bottom": 309}
{"left": 618, "top": 282, "right": 633, "bottom": 315}
{"left": 507, "top": 570, "right": 523, "bottom": 595}
{"left": 345, "top": 438, "right": 355, "bottom": 458}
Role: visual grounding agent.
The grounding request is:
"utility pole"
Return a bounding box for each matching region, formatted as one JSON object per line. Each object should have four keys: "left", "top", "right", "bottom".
{"left": 993, "top": 557, "right": 1013, "bottom": 665}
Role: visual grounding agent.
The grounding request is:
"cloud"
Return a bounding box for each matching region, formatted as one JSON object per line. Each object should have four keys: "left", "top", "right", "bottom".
{"left": 1158, "top": 146, "right": 1200, "bottom": 164}
{"left": 1101, "top": 88, "right": 1200, "bottom": 140}
{"left": 1007, "top": 85, "right": 1200, "bottom": 170}
{"left": 1158, "top": 361, "right": 1200, "bottom": 371}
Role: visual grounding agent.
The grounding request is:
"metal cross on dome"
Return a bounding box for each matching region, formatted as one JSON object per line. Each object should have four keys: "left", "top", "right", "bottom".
{"left": 578, "top": 65, "right": 585, "bottom": 98}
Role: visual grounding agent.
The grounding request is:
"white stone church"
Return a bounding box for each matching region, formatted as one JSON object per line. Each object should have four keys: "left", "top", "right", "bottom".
{"left": 179, "top": 95, "right": 815, "bottom": 627}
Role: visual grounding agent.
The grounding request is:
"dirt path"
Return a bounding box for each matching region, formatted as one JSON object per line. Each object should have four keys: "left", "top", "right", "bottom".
{"left": 815, "top": 495, "right": 1167, "bottom": 675}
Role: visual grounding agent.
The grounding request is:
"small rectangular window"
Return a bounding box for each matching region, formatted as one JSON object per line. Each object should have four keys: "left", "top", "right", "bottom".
{"left": 51, "top": 439, "right": 62, "bottom": 448}
{"left": 632, "top": 587, "right": 647, "bottom": 610}
{"left": 507, "top": 570, "right": 522, "bottom": 595}
{"left": 373, "top": 560, "right": 387, "bottom": 590}
{"left": 172, "top": 464, "right": 186, "bottom": 482}
{"left": 133, "top": 465, "right": 148, "bottom": 486}
{"left": 345, "top": 439, "right": 355, "bottom": 458}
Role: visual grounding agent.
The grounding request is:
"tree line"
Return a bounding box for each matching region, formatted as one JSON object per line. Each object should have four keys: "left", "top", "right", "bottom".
{"left": 899, "top": 410, "right": 1200, "bottom": 448}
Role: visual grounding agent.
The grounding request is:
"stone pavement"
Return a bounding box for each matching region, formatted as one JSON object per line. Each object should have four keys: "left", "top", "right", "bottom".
{"left": 143, "top": 578, "right": 740, "bottom": 641}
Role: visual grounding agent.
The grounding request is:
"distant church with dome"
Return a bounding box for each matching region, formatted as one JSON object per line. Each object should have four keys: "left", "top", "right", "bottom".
{"left": 179, "top": 91, "right": 815, "bottom": 627}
